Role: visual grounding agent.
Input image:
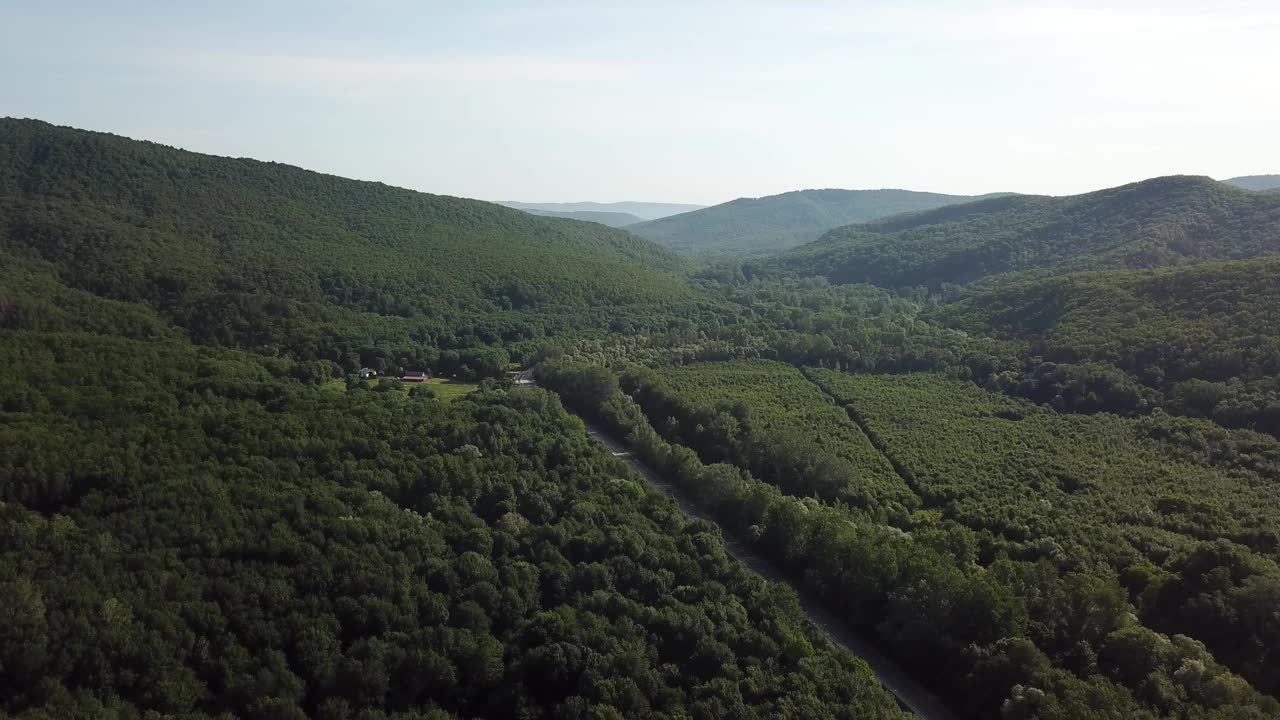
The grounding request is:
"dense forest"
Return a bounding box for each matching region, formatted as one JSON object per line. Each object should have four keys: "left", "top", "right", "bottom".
{"left": 627, "top": 188, "right": 1001, "bottom": 256}
{"left": 762, "top": 176, "right": 1280, "bottom": 287}
{"left": 5, "top": 119, "right": 1280, "bottom": 719}
{"left": 0, "top": 330, "right": 917, "bottom": 719}
{"left": 542, "top": 360, "right": 1280, "bottom": 720}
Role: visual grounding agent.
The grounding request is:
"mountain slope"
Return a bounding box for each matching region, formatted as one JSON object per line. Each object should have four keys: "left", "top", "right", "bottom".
{"left": 1224, "top": 174, "right": 1280, "bottom": 192}
{"left": 515, "top": 208, "right": 645, "bottom": 227}
{"left": 932, "top": 256, "right": 1280, "bottom": 433}
{"left": 937, "top": 256, "right": 1280, "bottom": 351}
{"left": 627, "top": 188, "right": 1005, "bottom": 256}
{"left": 0, "top": 119, "right": 696, "bottom": 355}
{"left": 765, "top": 175, "right": 1280, "bottom": 287}
{"left": 498, "top": 200, "right": 703, "bottom": 221}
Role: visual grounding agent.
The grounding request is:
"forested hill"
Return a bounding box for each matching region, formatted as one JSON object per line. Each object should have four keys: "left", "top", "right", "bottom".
{"left": 627, "top": 188, "right": 1003, "bottom": 256}
{"left": 933, "top": 256, "right": 1280, "bottom": 434}
{"left": 764, "top": 175, "right": 1280, "bottom": 287}
{"left": 513, "top": 208, "right": 645, "bottom": 227}
{"left": 1224, "top": 174, "right": 1280, "bottom": 192}
{"left": 7, "top": 118, "right": 1280, "bottom": 720}
{"left": 0, "top": 119, "right": 696, "bottom": 362}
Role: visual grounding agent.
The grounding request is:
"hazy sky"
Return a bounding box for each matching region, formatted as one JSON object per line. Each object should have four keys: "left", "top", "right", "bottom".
{"left": 3, "top": 1, "right": 1277, "bottom": 204}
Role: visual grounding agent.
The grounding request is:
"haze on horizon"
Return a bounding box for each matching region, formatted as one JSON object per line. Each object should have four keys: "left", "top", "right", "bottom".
{"left": 2, "top": 0, "right": 1277, "bottom": 206}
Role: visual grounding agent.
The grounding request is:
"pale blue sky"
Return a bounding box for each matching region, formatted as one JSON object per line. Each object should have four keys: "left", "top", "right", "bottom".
{"left": 3, "top": 1, "right": 1277, "bottom": 204}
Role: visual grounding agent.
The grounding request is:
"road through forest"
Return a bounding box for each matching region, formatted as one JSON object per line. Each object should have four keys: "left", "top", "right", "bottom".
{"left": 574, "top": 414, "right": 959, "bottom": 720}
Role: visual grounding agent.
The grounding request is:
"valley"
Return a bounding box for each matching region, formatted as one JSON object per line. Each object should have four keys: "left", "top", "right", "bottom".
{"left": 3, "top": 119, "right": 1279, "bottom": 720}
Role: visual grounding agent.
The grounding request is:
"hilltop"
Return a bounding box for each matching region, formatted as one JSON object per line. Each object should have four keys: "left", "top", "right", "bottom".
{"left": 627, "top": 188, "right": 1005, "bottom": 256}
{"left": 764, "top": 175, "right": 1280, "bottom": 287}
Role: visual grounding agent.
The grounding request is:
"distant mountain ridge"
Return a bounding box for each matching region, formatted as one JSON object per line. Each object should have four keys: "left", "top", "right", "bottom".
{"left": 498, "top": 200, "right": 704, "bottom": 221}
{"left": 763, "top": 175, "right": 1280, "bottom": 287}
{"left": 626, "top": 188, "right": 1010, "bottom": 256}
{"left": 512, "top": 208, "right": 645, "bottom": 227}
{"left": 1224, "top": 175, "right": 1280, "bottom": 192}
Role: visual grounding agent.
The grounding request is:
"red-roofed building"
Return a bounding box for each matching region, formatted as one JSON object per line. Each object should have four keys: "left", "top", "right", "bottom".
{"left": 401, "top": 370, "right": 430, "bottom": 382}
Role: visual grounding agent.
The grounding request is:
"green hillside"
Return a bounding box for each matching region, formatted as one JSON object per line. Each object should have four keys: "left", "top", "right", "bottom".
{"left": 0, "top": 119, "right": 698, "bottom": 366}
{"left": 0, "top": 330, "right": 914, "bottom": 719}
{"left": 516, "top": 208, "right": 645, "bottom": 227}
{"left": 627, "top": 188, "right": 1003, "bottom": 256}
{"left": 765, "top": 175, "right": 1280, "bottom": 287}
{"left": 933, "top": 256, "right": 1280, "bottom": 433}
{"left": 1224, "top": 174, "right": 1280, "bottom": 192}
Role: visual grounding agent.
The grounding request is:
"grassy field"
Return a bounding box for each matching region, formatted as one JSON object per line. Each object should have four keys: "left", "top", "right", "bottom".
{"left": 320, "top": 376, "right": 478, "bottom": 401}
{"left": 419, "top": 377, "right": 479, "bottom": 401}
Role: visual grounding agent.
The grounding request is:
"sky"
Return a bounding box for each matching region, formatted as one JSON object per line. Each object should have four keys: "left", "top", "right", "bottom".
{"left": 2, "top": 0, "right": 1277, "bottom": 205}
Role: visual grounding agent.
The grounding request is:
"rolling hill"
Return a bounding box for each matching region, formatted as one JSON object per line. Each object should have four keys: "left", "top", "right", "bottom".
{"left": 932, "top": 256, "right": 1280, "bottom": 433}
{"left": 497, "top": 200, "right": 703, "bottom": 221}
{"left": 1224, "top": 174, "right": 1280, "bottom": 192}
{"left": 513, "top": 208, "right": 645, "bottom": 227}
{"left": 626, "top": 188, "right": 1006, "bottom": 256}
{"left": 764, "top": 175, "right": 1280, "bottom": 287}
{"left": 0, "top": 119, "right": 696, "bottom": 357}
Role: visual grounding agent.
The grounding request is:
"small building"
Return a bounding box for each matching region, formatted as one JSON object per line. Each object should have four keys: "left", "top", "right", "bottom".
{"left": 401, "top": 370, "right": 430, "bottom": 382}
{"left": 358, "top": 368, "right": 379, "bottom": 379}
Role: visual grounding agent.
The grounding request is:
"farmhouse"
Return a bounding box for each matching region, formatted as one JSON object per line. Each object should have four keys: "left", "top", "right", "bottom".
{"left": 358, "top": 368, "right": 378, "bottom": 379}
